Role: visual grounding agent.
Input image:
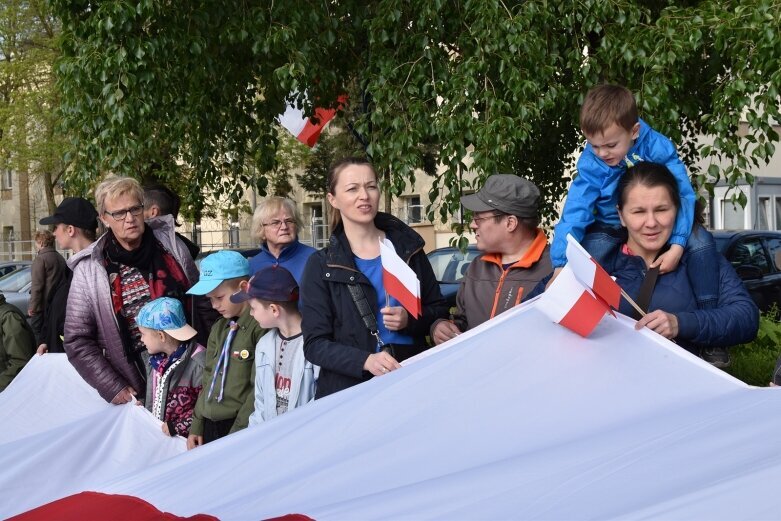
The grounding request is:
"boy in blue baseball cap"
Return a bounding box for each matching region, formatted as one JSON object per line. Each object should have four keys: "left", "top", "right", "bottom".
{"left": 136, "top": 297, "right": 204, "bottom": 438}
{"left": 185, "top": 250, "right": 265, "bottom": 448}
{"left": 230, "top": 265, "right": 318, "bottom": 426}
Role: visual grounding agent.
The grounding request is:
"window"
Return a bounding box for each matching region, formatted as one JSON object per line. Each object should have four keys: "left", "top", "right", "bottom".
{"left": 729, "top": 238, "right": 770, "bottom": 274}
{"left": 774, "top": 197, "right": 781, "bottom": 230}
{"left": 758, "top": 197, "right": 770, "bottom": 230}
{"left": 1, "top": 170, "right": 11, "bottom": 190}
{"left": 404, "top": 196, "right": 422, "bottom": 224}
{"left": 721, "top": 200, "right": 745, "bottom": 229}
{"left": 766, "top": 237, "right": 781, "bottom": 271}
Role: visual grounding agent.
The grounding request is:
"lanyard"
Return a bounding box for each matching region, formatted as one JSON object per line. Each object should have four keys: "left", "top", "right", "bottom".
{"left": 207, "top": 320, "right": 238, "bottom": 402}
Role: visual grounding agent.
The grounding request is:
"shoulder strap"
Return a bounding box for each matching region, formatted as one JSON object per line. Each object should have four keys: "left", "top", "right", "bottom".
{"left": 347, "top": 283, "right": 386, "bottom": 349}
{"left": 632, "top": 266, "right": 660, "bottom": 320}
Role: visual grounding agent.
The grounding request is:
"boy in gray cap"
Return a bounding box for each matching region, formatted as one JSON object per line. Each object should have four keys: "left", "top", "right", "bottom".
{"left": 431, "top": 174, "right": 552, "bottom": 344}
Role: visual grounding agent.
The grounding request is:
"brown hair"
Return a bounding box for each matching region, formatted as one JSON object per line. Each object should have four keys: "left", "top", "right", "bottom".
{"left": 580, "top": 84, "right": 638, "bottom": 136}
{"left": 257, "top": 298, "right": 300, "bottom": 315}
{"left": 617, "top": 162, "right": 681, "bottom": 211}
{"left": 327, "top": 157, "right": 376, "bottom": 232}
{"left": 35, "top": 230, "right": 55, "bottom": 248}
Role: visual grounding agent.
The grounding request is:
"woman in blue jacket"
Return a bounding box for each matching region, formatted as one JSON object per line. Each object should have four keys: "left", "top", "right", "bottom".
{"left": 300, "top": 157, "right": 447, "bottom": 398}
{"left": 603, "top": 162, "right": 758, "bottom": 355}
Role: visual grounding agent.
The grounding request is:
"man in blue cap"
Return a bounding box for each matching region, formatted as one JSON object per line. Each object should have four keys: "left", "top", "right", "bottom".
{"left": 185, "top": 250, "right": 265, "bottom": 448}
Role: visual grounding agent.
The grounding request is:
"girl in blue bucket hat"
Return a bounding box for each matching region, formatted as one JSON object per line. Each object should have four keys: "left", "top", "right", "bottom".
{"left": 137, "top": 297, "right": 206, "bottom": 437}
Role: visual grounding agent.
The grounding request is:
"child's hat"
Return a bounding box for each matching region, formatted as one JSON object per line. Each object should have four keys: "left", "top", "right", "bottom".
{"left": 187, "top": 250, "right": 251, "bottom": 295}
{"left": 136, "top": 297, "right": 198, "bottom": 341}
{"left": 230, "top": 265, "right": 299, "bottom": 304}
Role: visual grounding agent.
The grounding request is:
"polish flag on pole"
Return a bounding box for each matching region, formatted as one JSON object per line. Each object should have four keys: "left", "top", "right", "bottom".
{"left": 565, "top": 234, "right": 621, "bottom": 309}
{"left": 379, "top": 238, "right": 422, "bottom": 318}
{"left": 536, "top": 265, "right": 611, "bottom": 337}
{"left": 278, "top": 95, "right": 346, "bottom": 147}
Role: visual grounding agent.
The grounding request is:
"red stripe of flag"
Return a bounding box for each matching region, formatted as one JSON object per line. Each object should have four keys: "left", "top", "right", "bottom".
{"left": 558, "top": 291, "right": 610, "bottom": 337}
{"left": 383, "top": 268, "right": 422, "bottom": 318}
{"left": 590, "top": 258, "right": 621, "bottom": 309}
{"left": 297, "top": 106, "right": 337, "bottom": 147}
{"left": 9, "top": 492, "right": 220, "bottom": 521}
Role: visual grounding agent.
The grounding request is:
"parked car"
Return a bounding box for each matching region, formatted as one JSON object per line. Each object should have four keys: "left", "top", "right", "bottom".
{"left": 0, "top": 261, "right": 31, "bottom": 279}
{"left": 713, "top": 230, "right": 781, "bottom": 314}
{"left": 426, "top": 245, "right": 481, "bottom": 308}
{"left": 0, "top": 266, "right": 33, "bottom": 319}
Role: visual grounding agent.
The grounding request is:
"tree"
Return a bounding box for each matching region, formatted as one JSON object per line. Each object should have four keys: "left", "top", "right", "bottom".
{"left": 0, "top": 0, "right": 67, "bottom": 214}
{"left": 50, "top": 0, "right": 781, "bottom": 225}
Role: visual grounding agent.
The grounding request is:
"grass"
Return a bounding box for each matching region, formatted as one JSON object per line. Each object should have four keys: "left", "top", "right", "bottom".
{"left": 724, "top": 309, "right": 781, "bottom": 387}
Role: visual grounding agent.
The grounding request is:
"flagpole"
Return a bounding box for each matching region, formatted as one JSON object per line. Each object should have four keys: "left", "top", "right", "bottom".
{"left": 620, "top": 289, "right": 646, "bottom": 317}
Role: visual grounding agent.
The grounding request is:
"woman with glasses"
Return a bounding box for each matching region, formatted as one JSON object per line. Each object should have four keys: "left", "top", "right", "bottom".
{"left": 64, "top": 176, "right": 205, "bottom": 405}
{"left": 300, "top": 157, "right": 448, "bottom": 398}
{"left": 248, "top": 197, "right": 316, "bottom": 284}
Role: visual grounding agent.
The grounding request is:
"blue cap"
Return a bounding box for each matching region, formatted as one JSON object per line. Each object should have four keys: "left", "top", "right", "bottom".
{"left": 187, "top": 250, "right": 251, "bottom": 295}
{"left": 230, "top": 265, "right": 299, "bottom": 304}
{"left": 136, "top": 297, "right": 197, "bottom": 341}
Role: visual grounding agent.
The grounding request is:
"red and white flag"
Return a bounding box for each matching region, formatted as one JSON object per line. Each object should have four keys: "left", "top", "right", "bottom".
{"left": 536, "top": 265, "right": 611, "bottom": 337}
{"left": 278, "top": 95, "right": 346, "bottom": 147}
{"left": 565, "top": 234, "right": 621, "bottom": 309}
{"left": 379, "top": 238, "right": 421, "bottom": 318}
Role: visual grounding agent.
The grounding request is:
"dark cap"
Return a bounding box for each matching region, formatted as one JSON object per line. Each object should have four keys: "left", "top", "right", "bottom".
{"left": 39, "top": 197, "right": 99, "bottom": 231}
{"left": 460, "top": 174, "right": 540, "bottom": 219}
{"left": 230, "top": 265, "right": 299, "bottom": 304}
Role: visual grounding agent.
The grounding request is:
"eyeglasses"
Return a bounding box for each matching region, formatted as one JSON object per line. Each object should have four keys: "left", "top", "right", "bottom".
{"left": 262, "top": 218, "right": 297, "bottom": 229}
{"left": 471, "top": 212, "right": 505, "bottom": 225}
{"left": 104, "top": 204, "right": 144, "bottom": 221}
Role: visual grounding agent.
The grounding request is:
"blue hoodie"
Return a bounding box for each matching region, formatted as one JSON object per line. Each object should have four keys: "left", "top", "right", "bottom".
{"left": 551, "top": 119, "right": 695, "bottom": 267}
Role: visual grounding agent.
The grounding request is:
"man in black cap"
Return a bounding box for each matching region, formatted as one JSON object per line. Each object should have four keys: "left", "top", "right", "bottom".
{"left": 431, "top": 174, "right": 553, "bottom": 344}
{"left": 36, "top": 197, "right": 98, "bottom": 354}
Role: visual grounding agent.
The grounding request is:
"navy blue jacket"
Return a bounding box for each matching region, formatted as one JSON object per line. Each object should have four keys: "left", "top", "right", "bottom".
{"left": 248, "top": 239, "right": 317, "bottom": 284}
{"left": 606, "top": 250, "right": 759, "bottom": 353}
{"left": 301, "top": 213, "right": 447, "bottom": 398}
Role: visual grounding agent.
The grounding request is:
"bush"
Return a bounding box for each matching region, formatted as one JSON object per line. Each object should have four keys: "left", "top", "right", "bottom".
{"left": 725, "top": 308, "right": 781, "bottom": 387}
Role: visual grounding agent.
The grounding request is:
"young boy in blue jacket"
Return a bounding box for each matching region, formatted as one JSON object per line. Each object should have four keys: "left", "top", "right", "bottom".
{"left": 551, "top": 84, "right": 719, "bottom": 312}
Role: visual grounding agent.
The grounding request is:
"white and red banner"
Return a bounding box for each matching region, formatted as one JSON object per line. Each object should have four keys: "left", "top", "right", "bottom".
{"left": 565, "top": 233, "right": 622, "bottom": 309}
{"left": 278, "top": 95, "right": 346, "bottom": 147}
{"left": 535, "top": 264, "right": 611, "bottom": 336}
{"left": 379, "top": 237, "right": 421, "bottom": 318}
{"left": 5, "top": 304, "right": 781, "bottom": 520}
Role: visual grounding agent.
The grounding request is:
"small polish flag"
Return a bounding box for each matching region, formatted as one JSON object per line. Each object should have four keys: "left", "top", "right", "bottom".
{"left": 379, "top": 238, "right": 422, "bottom": 318}
{"left": 565, "top": 234, "right": 621, "bottom": 309}
{"left": 278, "top": 95, "right": 346, "bottom": 147}
{"left": 536, "top": 265, "right": 611, "bottom": 337}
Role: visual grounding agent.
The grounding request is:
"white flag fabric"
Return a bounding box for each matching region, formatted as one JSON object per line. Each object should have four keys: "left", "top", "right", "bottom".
{"left": 0, "top": 355, "right": 185, "bottom": 518}
{"left": 5, "top": 305, "right": 781, "bottom": 520}
{"left": 379, "top": 237, "right": 421, "bottom": 317}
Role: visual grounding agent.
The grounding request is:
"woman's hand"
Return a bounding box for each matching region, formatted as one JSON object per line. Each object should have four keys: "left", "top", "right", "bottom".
{"left": 364, "top": 351, "right": 402, "bottom": 376}
{"left": 651, "top": 244, "right": 683, "bottom": 274}
{"left": 635, "top": 310, "right": 679, "bottom": 339}
{"left": 381, "top": 306, "right": 409, "bottom": 331}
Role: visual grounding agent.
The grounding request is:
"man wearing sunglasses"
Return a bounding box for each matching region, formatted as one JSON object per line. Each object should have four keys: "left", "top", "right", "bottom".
{"left": 431, "top": 174, "right": 552, "bottom": 345}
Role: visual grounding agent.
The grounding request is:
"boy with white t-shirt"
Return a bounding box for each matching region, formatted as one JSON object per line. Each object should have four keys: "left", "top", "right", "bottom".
{"left": 230, "top": 265, "right": 318, "bottom": 425}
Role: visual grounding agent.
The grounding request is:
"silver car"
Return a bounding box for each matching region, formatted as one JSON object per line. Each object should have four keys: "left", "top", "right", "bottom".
{"left": 0, "top": 266, "right": 33, "bottom": 317}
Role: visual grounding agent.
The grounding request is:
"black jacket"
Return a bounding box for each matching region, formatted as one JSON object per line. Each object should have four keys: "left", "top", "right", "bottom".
{"left": 301, "top": 213, "right": 447, "bottom": 398}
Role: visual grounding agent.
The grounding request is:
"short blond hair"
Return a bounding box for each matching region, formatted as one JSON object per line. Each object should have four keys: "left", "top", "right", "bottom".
{"left": 251, "top": 197, "right": 301, "bottom": 242}
{"left": 94, "top": 176, "right": 144, "bottom": 216}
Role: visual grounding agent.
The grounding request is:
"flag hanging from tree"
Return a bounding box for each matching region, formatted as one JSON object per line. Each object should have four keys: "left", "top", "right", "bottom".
{"left": 278, "top": 95, "right": 346, "bottom": 147}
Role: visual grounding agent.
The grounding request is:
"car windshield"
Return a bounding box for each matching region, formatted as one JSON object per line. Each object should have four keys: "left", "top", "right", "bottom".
{"left": 427, "top": 248, "right": 480, "bottom": 283}
{"left": 0, "top": 267, "right": 32, "bottom": 292}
